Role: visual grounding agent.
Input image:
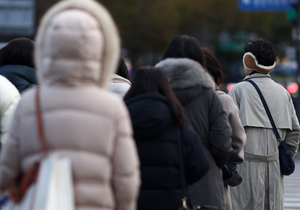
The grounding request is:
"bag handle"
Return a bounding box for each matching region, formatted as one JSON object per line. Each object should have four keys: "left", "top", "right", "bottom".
{"left": 35, "top": 88, "right": 48, "bottom": 155}
{"left": 247, "top": 80, "right": 281, "bottom": 141}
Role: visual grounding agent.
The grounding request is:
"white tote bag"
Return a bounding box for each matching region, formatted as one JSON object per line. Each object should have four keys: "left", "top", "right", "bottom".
{"left": 2, "top": 154, "right": 75, "bottom": 210}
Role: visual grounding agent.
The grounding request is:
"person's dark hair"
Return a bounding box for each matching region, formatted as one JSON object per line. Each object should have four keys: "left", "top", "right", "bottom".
{"left": 0, "top": 37, "right": 35, "bottom": 68}
{"left": 116, "top": 57, "right": 131, "bottom": 82}
{"left": 124, "top": 66, "right": 186, "bottom": 126}
{"left": 202, "top": 47, "right": 223, "bottom": 86}
{"left": 163, "top": 35, "right": 206, "bottom": 67}
{"left": 244, "top": 38, "right": 277, "bottom": 66}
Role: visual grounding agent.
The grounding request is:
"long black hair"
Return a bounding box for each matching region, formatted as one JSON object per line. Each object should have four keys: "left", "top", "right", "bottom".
{"left": 116, "top": 57, "right": 131, "bottom": 82}
{"left": 163, "top": 35, "right": 206, "bottom": 67}
{"left": 124, "top": 66, "right": 186, "bottom": 127}
{"left": 202, "top": 47, "right": 224, "bottom": 86}
{"left": 0, "top": 37, "right": 35, "bottom": 68}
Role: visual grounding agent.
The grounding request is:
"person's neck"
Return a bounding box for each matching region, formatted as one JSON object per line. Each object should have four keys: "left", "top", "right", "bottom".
{"left": 250, "top": 71, "right": 259, "bottom": 75}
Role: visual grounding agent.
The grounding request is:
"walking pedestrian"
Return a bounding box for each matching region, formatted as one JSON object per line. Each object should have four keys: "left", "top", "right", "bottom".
{"left": 0, "top": 38, "right": 37, "bottom": 93}
{"left": 124, "top": 66, "right": 210, "bottom": 210}
{"left": 0, "top": 1, "right": 140, "bottom": 210}
{"left": 156, "top": 35, "right": 232, "bottom": 210}
{"left": 202, "top": 47, "right": 246, "bottom": 210}
{"left": 228, "top": 38, "right": 300, "bottom": 210}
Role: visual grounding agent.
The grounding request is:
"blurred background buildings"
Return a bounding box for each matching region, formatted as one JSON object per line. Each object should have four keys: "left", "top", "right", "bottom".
{"left": 0, "top": 0, "right": 299, "bottom": 91}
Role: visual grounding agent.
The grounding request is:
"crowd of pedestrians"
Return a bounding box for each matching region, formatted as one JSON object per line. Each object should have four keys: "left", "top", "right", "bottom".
{"left": 0, "top": 0, "right": 299, "bottom": 210}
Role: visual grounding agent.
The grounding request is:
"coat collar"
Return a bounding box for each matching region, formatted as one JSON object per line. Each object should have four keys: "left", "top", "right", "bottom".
{"left": 243, "top": 72, "right": 271, "bottom": 81}
{"left": 111, "top": 74, "right": 131, "bottom": 85}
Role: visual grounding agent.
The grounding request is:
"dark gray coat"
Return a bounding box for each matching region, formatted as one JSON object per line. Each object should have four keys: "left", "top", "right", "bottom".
{"left": 156, "top": 58, "right": 232, "bottom": 210}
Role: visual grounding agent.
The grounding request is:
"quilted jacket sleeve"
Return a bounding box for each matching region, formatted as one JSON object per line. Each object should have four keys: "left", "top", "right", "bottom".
{"left": 112, "top": 100, "right": 140, "bottom": 210}
{"left": 221, "top": 94, "right": 246, "bottom": 164}
{"left": 208, "top": 91, "right": 232, "bottom": 168}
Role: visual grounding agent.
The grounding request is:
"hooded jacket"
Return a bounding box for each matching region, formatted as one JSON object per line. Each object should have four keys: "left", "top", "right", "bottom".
{"left": 0, "top": 1, "right": 140, "bottom": 210}
{"left": 156, "top": 58, "right": 232, "bottom": 210}
{"left": 0, "top": 75, "right": 20, "bottom": 143}
{"left": 126, "top": 92, "right": 209, "bottom": 210}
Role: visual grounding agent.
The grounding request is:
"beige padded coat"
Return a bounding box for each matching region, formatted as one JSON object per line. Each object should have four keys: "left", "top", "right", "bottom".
{"left": 0, "top": 1, "right": 140, "bottom": 210}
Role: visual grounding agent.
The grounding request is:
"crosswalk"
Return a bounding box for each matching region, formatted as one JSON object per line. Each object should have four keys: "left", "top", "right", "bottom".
{"left": 284, "top": 154, "right": 300, "bottom": 210}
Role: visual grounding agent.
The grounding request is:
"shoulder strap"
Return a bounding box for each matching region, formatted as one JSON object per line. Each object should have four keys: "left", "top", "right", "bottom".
{"left": 247, "top": 80, "right": 281, "bottom": 141}
{"left": 35, "top": 88, "right": 48, "bottom": 155}
{"left": 177, "top": 128, "right": 189, "bottom": 208}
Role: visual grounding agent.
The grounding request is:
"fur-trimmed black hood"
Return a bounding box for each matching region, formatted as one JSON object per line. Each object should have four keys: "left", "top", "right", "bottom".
{"left": 155, "top": 58, "right": 215, "bottom": 90}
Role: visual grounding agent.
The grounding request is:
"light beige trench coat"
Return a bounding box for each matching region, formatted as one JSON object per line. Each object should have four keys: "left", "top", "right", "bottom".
{"left": 228, "top": 73, "right": 300, "bottom": 210}
{"left": 0, "top": 1, "right": 140, "bottom": 210}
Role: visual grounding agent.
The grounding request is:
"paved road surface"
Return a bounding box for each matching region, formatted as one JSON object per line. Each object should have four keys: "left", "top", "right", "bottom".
{"left": 284, "top": 152, "right": 300, "bottom": 210}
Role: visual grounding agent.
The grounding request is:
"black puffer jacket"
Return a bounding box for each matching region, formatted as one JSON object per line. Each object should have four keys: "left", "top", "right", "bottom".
{"left": 0, "top": 65, "right": 37, "bottom": 93}
{"left": 156, "top": 58, "right": 232, "bottom": 210}
{"left": 125, "top": 92, "right": 209, "bottom": 210}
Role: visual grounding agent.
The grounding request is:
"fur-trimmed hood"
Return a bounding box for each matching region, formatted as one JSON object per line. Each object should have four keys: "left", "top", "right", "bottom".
{"left": 155, "top": 58, "right": 215, "bottom": 89}
{"left": 35, "top": 0, "right": 120, "bottom": 88}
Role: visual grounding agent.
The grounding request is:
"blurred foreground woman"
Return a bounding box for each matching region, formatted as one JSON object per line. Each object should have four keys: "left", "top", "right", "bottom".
{"left": 0, "top": 1, "right": 140, "bottom": 210}
{"left": 124, "top": 67, "right": 210, "bottom": 210}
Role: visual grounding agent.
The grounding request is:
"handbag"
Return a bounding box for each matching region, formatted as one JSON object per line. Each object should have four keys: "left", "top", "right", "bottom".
{"left": 3, "top": 155, "right": 74, "bottom": 210}
{"left": 222, "top": 162, "right": 242, "bottom": 186}
{"left": 247, "top": 80, "right": 295, "bottom": 176}
{"left": 177, "top": 129, "right": 219, "bottom": 210}
{"left": 2, "top": 88, "right": 75, "bottom": 210}
{"left": 33, "top": 155, "right": 74, "bottom": 210}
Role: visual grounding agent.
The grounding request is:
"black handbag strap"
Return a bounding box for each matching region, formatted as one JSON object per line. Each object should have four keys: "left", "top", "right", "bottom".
{"left": 177, "top": 128, "right": 220, "bottom": 210}
{"left": 177, "top": 128, "right": 189, "bottom": 208}
{"left": 247, "top": 80, "right": 281, "bottom": 141}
